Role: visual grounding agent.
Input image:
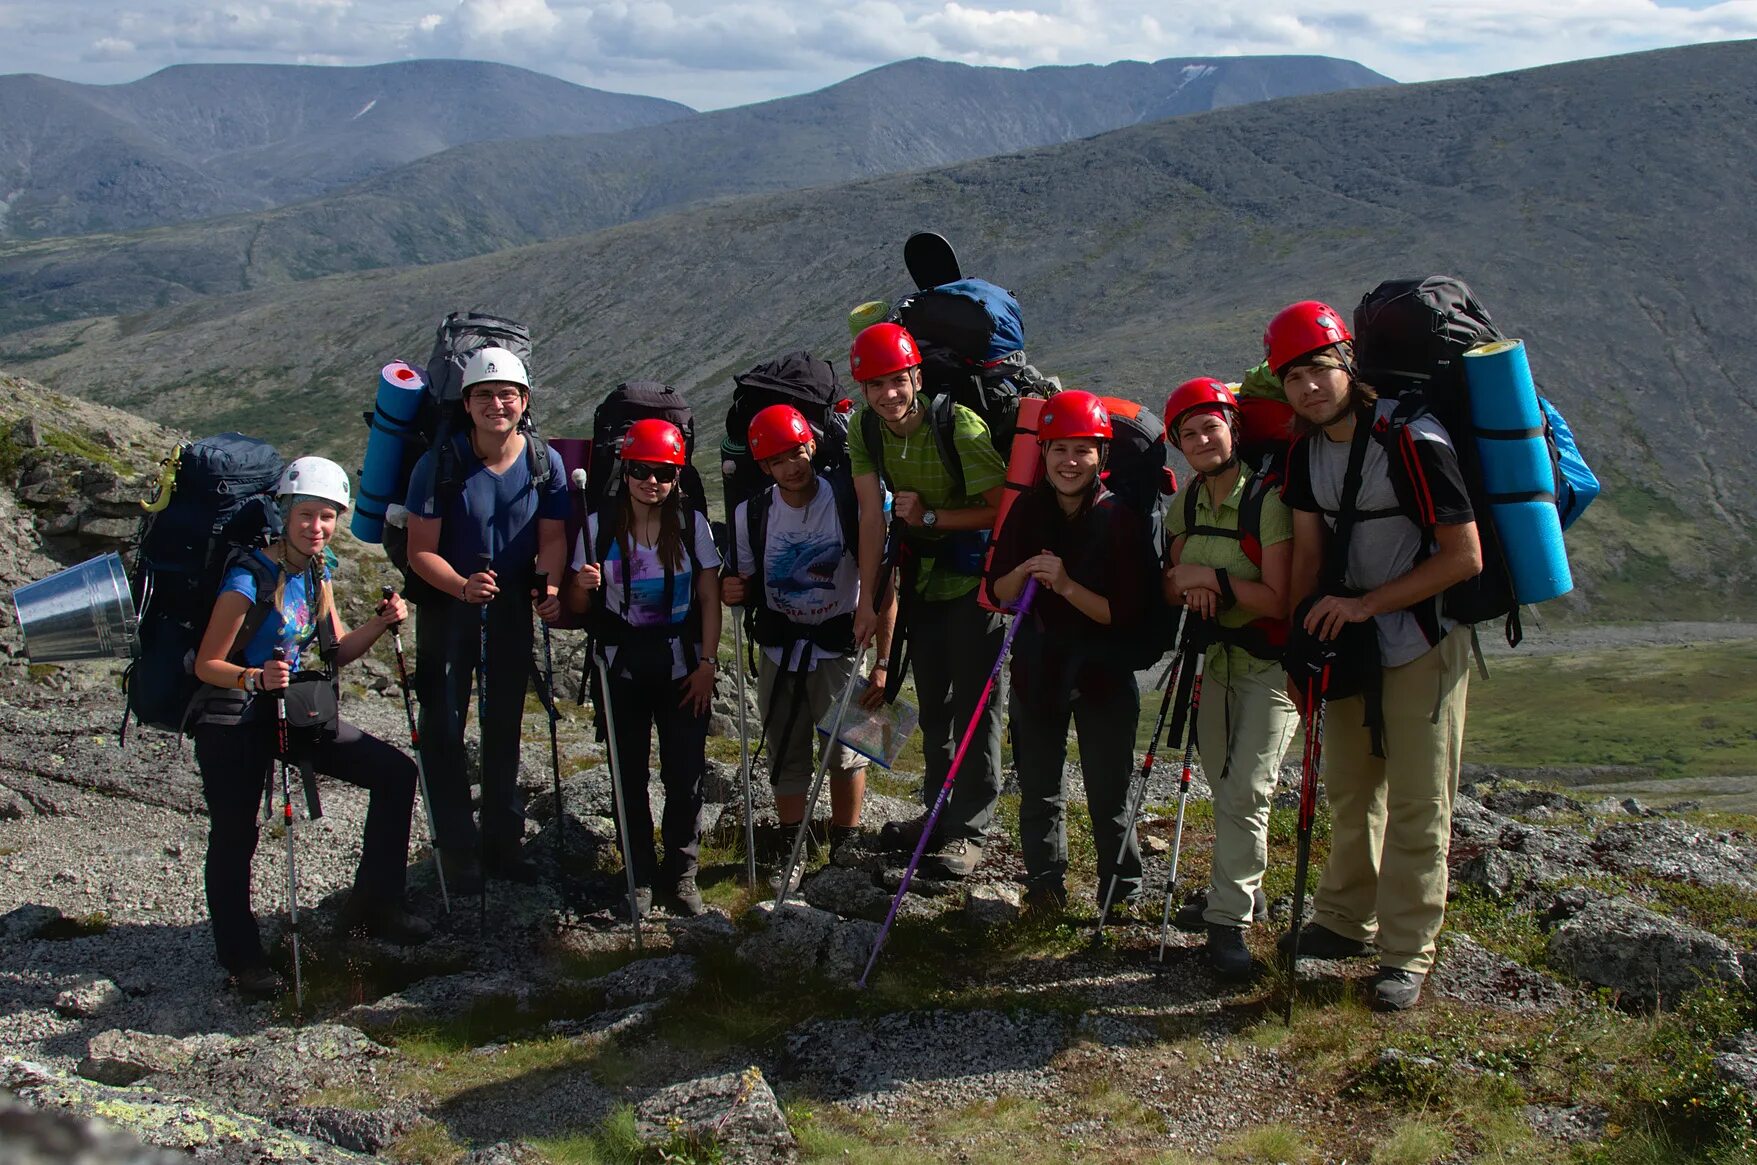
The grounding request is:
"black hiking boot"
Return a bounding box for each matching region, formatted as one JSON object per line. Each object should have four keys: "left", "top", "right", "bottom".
{"left": 337, "top": 895, "right": 434, "bottom": 945}
{"left": 877, "top": 814, "right": 931, "bottom": 853}
{"left": 1370, "top": 967, "right": 1426, "bottom": 1011}
{"left": 828, "top": 825, "right": 863, "bottom": 866}
{"left": 230, "top": 964, "right": 284, "bottom": 1000}
{"left": 665, "top": 871, "right": 706, "bottom": 918}
{"left": 1206, "top": 925, "right": 1254, "bottom": 980}
{"left": 1023, "top": 882, "right": 1068, "bottom": 915}
{"left": 1276, "top": 923, "right": 1369, "bottom": 960}
{"left": 484, "top": 843, "right": 541, "bottom": 884}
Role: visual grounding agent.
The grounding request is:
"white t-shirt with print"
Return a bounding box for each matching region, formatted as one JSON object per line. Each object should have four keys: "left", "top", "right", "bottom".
{"left": 573, "top": 512, "right": 722, "bottom": 680}
{"left": 731, "top": 478, "right": 860, "bottom": 671}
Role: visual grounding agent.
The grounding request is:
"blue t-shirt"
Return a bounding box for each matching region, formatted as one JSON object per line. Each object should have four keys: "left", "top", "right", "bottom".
{"left": 405, "top": 433, "right": 569, "bottom": 576}
{"left": 219, "top": 550, "right": 330, "bottom": 670}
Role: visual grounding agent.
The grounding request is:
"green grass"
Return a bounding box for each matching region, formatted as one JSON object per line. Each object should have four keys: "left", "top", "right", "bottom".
{"left": 43, "top": 426, "right": 127, "bottom": 471}
{"left": 1465, "top": 642, "right": 1757, "bottom": 779}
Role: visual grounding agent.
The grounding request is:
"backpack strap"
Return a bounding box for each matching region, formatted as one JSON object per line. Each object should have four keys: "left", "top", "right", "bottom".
{"left": 928, "top": 395, "right": 965, "bottom": 500}
{"left": 861, "top": 408, "right": 890, "bottom": 493}
{"left": 1180, "top": 469, "right": 1271, "bottom": 568}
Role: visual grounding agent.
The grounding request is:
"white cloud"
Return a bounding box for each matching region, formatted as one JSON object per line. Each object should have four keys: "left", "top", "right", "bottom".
{"left": 4, "top": 0, "right": 1756, "bottom": 108}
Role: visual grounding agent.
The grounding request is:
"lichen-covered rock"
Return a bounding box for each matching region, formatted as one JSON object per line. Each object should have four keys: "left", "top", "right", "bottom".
{"left": 271, "top": 1104, "right": 420, "bottom": 1154}
{"left": 963, "top": 883, "right": 1022, "bottom": 930}
{"left": 1593, "top": 820, "right": 1757, "bottom": 893}
{"left": 54, "top": 976, "right": 124, "bottom": 1019}
{"left": 1546, "top": 900, "right": 1745, "bottom": 1007}
{"left": 801, "top": 866, "right": 890, "bottom": 920}
{"left": 1714, "top": 1031, "right": 1757, "bottom": 1099}
{"left": 1428, "top": 933, "right": 1575, "bottom": 1014}
{"left": 0, "top": 1085, "right": 190, "bottom": 1165}
{"left": 667, "top": 909, "right": 738, "bottom": 954}
{"left": 78, "top": 1030, "right": 203, "bottom": 1086}
{"left": 593, "top": 954, "right": 698, "bottom": 1006}
{"left": 634, "top": 1066, "right": 796, "bottom": 1164}
{"left": 738, "top": 901, "right": 838, "bottom": 976}
{"left": 1451, "top": 849, "right": 1542, "bottom": 902}
{"left": 820, "top": 919, "right": 882, "bottom": 983}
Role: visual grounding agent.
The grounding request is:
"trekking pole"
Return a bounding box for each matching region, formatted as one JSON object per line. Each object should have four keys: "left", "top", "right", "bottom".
{"left": 1094, "top": 607, "right": 1189, "bottom": 944}
{"left": 1157, "top": 634, "right": 1208, "bottom": 962}
{"left": 731, "top": 608, "right": 757, "bottom": 887}
{"left": 383, "top": 585, "right": 449, "bottom": 915}
{"left": 532, "top": 570, "right": 568, "bottom": 895}
{"left": 774, "top": 650, "right": 868, "bottom": 910}
{"left": 476, "top": 552, "right": 492, "bottom": 930}
{"left": 1285, "top": 672, "right": 1327, "bottom": 1025}
{"left": 571, "top": 474, "right": 644, "bottom": 951}
{"left": 271, "top": 647, "right": 304, "bottom": 1011}
{"left": 859, "top": 579, "right": 1038, "bottom": 988}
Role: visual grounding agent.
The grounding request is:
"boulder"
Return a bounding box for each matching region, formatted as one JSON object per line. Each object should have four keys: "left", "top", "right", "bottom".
{"left": 634, "top": 1066, "right": 796, "bottom": 1164}
{"left": 1546, "top": 900, "right": 1745, "bottom": 1007}
{"left": 667, "top": 909, "right": 739, "bottom": 954}
{"left": 821, "top": 919, "right": 882, "bottom": 983}
{"left": 593, "top": 955, "right": 699, "bottom": 1006}
{"left": 77, "top": 1030, "right": 200, "bottom": 1086}
{"left": 1713, "top": 1031, "right": 1757, "bottom": 1098}
{"left": 271, "top": 1104, "right": 421, "bottom": 1154}
{"left": 1428, "top": 933, "right": 1575, "bottom": 1014}
{"left": 0, "top": 1084, "right": 189, "bottom": 1165}
{"left": 1524, "top": 1104, "right": 1609, "bottom": 1143}
{"left": 1481, "top": 789, "right": 1584, "bottom": 816}
{"left": 738, "top": 901, "right": 838, "bottom": 976}
{"left": 1593, "top": 820, "right": 1757, "bottom": 893}
{"left": 0, "top": 903, "right": 64, "bottom": 941}
{"left": 1450, "top": 849, "right": 1542, "bottom": 902}
{"left": 801, "top": 866, "right": 891, "bottom": 921}
{"left": 964, "top": 883, "right": 1023, "bottom": 930}
{"left": 54, "top": 977, "right": 124, "bottom": 1019}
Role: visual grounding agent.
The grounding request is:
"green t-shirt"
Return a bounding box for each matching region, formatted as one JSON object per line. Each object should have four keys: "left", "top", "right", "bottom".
{"left": 1165, "top": 466, "right": 1292, "bottom": 677}
{"left": 849, "top": 401, "right": 1008, "bottom": 601}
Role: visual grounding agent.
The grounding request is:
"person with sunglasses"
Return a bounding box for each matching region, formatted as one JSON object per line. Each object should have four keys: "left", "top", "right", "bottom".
{"left": 404, "top": 347, "right": 569, "bottom": 892}
{"left": 566, "top": 418, "right": 721, "bottom": 917}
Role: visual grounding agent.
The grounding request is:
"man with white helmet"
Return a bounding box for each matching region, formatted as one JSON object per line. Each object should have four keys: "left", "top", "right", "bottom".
{"left": 404, "top": 346, "right": 569, "bottom": 889}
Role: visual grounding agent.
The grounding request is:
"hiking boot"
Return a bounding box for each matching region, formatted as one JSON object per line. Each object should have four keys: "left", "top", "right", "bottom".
{"left": 922, "top": 837, "right": 982, "bottom": 879}
{"left": 1371, "top": 967, "right": 1426, "bottom": 1012}
{"left": 231, "top": 964, "right": 283, "bottom": 1000}
{"left": 626, "top": 886, "right": 653, "bottom": 920}
{"left": 1206, "top": 925, "right": 1255, "bottom": 981}
{"left": 438, "top": 848, "right": 484, "bottom": 896}
{"left": 768, "top": 864, "right": 804, "bottom": 896}
{"left": 1276, "top": 923, "right": 1369, "bottom": 960}
{"left": 1023, "top": 882, "right": 1068, "bottom": 915}
{"left": 828, "top": 825, "right": 862, "bottom": 866}
{"left": 666, "top": 873, "right": 706, "bottom": 918}
{"left": 338, "top": 897, "right": 434, "bottom": 946}
{"left": 877, "top": 814, "right": 931, "bottom": 853}
{"left": 1174, "top": 888, "right": 1270, "bottom": 931}
{"left": 752, "top": 821, "right": 790, "bottom": 865}
{"left": 484, "top": 844, "right": 541, "bottom": 884}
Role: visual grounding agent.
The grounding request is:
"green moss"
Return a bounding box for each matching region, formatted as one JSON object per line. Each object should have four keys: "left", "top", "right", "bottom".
{"left": 44, "top": 427, "right": 127, "bottom": 472}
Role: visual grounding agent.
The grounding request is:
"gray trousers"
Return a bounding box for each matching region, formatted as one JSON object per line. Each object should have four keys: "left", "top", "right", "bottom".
{"left": 1010, "top": 672, "right": 1142, "bottom": 899}
{"left": 910, "top": 588, "right": 1006, "bottom": 842}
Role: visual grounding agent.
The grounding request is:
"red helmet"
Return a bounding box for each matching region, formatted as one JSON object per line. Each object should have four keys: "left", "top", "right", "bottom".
{"left": 1264, "top": 300, "right": 1352, "bottom": 377}
{"left": 621, "top": 418, "right": 687, "bottom": 467}
{"left": 748, "top": 404, "right": 814, "bottom": 462}
{"left": 1163, "top": 377, "right": 1237, "bottom": 435}
{"left": 1037, "top": 390, "right": 1112, "bottom": 443}
{"left": 849, "top": 322, "right": 920, "bottom": 383}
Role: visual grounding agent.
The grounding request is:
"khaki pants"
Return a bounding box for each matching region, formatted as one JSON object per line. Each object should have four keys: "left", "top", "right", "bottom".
{"left": 1312, "top": 627, "right": 1471, "bottom": 973}
{"left": 756, "top": 652, "right": 865, "bottom": 797}
{"left": 1197, "top": 654, "right": 1300, "bottom": 928}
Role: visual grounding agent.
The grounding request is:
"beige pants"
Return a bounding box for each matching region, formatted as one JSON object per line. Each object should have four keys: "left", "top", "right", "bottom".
{"left": 757, "top": 652, "right": 864, "bottom": 797}
{"left": 1197, "top": 653, "right": 1301, "bottom": 928}
{"left": 1312, "top": 627, "right": 1471, "bottom": 973}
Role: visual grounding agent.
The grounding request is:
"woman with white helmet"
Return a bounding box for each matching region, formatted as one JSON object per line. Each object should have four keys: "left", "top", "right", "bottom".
{"left": 191, "top": 456, "right": 430, "bottom": 999}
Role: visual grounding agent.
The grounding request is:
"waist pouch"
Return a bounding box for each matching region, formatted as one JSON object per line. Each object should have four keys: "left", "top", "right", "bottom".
{"left": 281, "top": 672, "right": 339, "bottom": 740}
{"left": 616, "top": 637, "right": 679, "bottom": 687}
{"left": 1283, "top": 593, "right": 1384, "bottom": 757}
{"left": 912, "top": 528, "right": 989, "bottom": 576}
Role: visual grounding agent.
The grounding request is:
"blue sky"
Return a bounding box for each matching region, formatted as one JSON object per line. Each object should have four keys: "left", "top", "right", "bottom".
{"left": 2, "top": 1, "right": 1753, "bottom": 109}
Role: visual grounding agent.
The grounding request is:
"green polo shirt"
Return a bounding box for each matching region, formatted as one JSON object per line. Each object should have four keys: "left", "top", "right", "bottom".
{"left": 849, "top": 401, "right": 1008, "bottom": 601}
{"left": 1165, "top": 466, "right": 1292, "bottom": 678}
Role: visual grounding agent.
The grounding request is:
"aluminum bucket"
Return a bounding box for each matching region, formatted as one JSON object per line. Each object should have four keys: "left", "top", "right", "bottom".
{"left": 11, "top": 552, "right": 141, "bottom": 663}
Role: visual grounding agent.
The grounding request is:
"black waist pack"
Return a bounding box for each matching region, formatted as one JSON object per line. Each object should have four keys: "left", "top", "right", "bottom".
{"left": 281, "top": 672, "right": 339, "bottom": 739}
{"left": 1284, "top": 593, "right": 1384, "bottom": 757}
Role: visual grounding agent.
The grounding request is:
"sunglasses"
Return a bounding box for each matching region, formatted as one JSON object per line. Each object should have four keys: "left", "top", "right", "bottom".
{"left": 625, "top": 462, "right": 680, "bottom": 484}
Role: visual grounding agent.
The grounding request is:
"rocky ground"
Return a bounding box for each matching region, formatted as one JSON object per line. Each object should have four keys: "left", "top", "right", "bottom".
{"left": 2, "top": 385, "right": 1755, "bottom": 1163}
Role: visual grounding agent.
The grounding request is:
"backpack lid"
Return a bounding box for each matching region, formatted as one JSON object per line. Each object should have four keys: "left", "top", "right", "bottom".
{"left": 898, "top": 278, "right": 1025, "bottom": 365}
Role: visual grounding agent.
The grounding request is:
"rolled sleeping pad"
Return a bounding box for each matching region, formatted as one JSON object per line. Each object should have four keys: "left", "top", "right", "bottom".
{"left": 978, "top": 396, "right": 1046, "bottom": 613}
{"left": 1463, "top": 339, "right": 1572, "bottom": 604}
{"left": 352, "top": 361, "right": 427, "bottom": 544}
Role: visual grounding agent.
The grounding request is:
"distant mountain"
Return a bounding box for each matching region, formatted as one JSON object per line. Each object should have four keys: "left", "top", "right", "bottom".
{"left": 0, "top": 54, "right": 1391, "bottom": 332}
{"left": 5, "top": 42, "right": 1748, "bottom": 615}
{"left": 0, "top": 60, "right": 694, "bottom": 238}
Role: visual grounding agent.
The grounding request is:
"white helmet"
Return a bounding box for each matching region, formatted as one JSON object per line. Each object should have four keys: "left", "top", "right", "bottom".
{"left": 461, "top": 346, "right": 530, "bottom": 392}
{"left": 277, "top": 456, "right": 352, "bottom": 512}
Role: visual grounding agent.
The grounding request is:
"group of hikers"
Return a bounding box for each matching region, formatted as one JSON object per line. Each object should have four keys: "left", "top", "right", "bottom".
{"left": 190, "top": 297, "right": 1481, "bottom": 1015}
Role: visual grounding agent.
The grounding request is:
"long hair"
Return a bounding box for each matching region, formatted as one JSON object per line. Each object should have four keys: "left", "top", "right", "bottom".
{"left": 268, "top": 542, "right": 335, "bottom": 623}
{"left": 614, "top": 477, "right": 689, "bottom": 572}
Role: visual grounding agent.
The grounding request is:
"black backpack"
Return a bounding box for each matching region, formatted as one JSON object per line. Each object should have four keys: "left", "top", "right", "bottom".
{"left": 380, "top": 311, "right": 553, "bottom": 604}
{"left": 122, "top": 434, "right": 284, "bottom": 739}
{"left": 1353, "top": 276, "right": 1548, "bottom": 644}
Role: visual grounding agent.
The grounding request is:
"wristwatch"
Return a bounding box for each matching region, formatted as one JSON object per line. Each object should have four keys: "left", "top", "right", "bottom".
{"left": 922, "top": 509, "right": 938, "bottom": 528}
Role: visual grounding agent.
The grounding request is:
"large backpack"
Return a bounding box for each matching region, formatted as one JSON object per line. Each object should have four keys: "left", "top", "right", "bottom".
{"left": 122, "top": 434, "right": 284, "bottom": 739}
{"left": 894, "top": 278, "right": 1057, "bottom": 464}
{"left": 379, "top": 311, "right": 553, "bottom": 604}
{"left": 720, "top": 352, "right": 861, "bottom": 655}
{"left": 1352, "top": 276, "right": 1596, "bottom": 645}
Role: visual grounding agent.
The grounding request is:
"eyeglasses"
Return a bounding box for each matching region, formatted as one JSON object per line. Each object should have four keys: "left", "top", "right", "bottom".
{"left": 468, "top": 388, "right": 524, "bottom": 406}
{"left": 625, "top": 462, "right": 679, "bottom": 484}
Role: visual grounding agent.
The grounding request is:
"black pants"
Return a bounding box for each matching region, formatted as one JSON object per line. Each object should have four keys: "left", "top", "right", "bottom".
{"left": 195, "top": 715, "right": 415, "bottom": 974}
{"left": 414, "top": 596, "right": 532, "bottom": 855}
{"left": 603, "top": 664, "right": 707, "bottom": 887}
{"left": 910, "top": 588, "right": 1006, "bottom": 842}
